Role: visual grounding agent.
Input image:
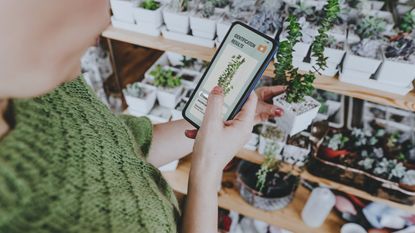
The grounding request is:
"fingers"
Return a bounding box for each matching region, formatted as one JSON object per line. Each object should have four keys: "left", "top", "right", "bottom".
{"left": 185, "top": 129, "right": 198, "bottom": 139}
{"left": 202, "top": 86, "right": 225, "bottom": 129}
{"left": 256, "top": 86, "right": 286, "bottom": 101}
{"left": 254, "top": 102, "right": 284, "bottom": 123}
{"left": 233, "top": 93, "right": 257, "bottom": 126}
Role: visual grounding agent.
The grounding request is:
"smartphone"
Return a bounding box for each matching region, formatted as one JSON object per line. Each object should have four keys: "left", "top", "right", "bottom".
{"left": 182, "top": 22, "right": 278, "bottom": 128}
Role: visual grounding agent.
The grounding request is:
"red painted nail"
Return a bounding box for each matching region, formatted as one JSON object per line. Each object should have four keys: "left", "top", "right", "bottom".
{"left": 275, "top": 108, "right": 284, "bottom": 116}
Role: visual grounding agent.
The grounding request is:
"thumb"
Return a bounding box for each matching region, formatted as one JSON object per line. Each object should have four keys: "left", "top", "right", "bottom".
{"left": 202, "top": 86, "right": 225, "bottom": 128}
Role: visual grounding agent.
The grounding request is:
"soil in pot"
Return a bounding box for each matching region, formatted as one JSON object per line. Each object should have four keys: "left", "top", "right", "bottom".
{"left": 237, "top": 161, "right": 298, "bottom": 207}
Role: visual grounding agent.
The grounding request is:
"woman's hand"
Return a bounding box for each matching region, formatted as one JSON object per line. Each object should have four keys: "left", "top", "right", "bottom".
{"left": 191, "top": 86, "right": 257, "bottom": 173}
{"left": 254, "top": 85, "right": 286, "bottom": 123}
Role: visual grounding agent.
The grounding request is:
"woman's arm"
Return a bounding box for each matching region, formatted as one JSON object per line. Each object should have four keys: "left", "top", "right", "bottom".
{"left": 183, "top": 87, "right": 257, "bottom": 233}
{"left": 147, "top": 120, "right": 195, "bottom": 167}
{"left": 146, "top": 86, "right": 285, "bottom": 168}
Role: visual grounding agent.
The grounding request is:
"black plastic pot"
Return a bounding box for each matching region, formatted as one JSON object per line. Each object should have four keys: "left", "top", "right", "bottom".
{"left": 236, "top": 161, "right": 298, "bottom": 211}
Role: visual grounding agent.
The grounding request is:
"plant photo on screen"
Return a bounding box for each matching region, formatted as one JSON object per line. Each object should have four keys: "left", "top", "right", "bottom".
{"left": 217, "top": 54, "right": 246, "bottom": 95}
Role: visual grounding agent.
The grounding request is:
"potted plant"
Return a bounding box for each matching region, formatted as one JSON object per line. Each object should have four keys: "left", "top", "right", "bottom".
{"left": 282, "top": 132, "right": 311, "bottom": 167}
{"left": 147, "top": 105, "right": 172, "bottom": 123}
{"left": 376, "top": 36, "right": 415, "bottom": 89}
{"left": 163, "top": 0, "right": 190, "bottom": 34}
{"left": 216, "top": 13, "right": 233, "bottom": 42}
{"left": 133, "top": 0, "right": 164, "bottom": 36}
{"left": 341, "top": 16, "right": 386, "bottom": 83}
{"left": 217, "top": 54, "right": 246, "bottom": 95}
{"left": 236, "top": 155, "right": 299, "bottom": 211}
{"left": 248, "top": 0, "right": 283, "bottom": 37}
{"left": 258, "top": 123, "right": 287, "bottom": 156}
{"left": 189, "top": 1, "right": 217, "bottom": 39}
{"left": 123, "top": 82, "right": 157, "bottom": 114}
{"left": 321, "top": 132, "right": 351, "bottom": 159}
{"left": 400, "top": 170, "right": 415, "bottom": 192}
{"left": 110, "top": 0, "right": 135, "bottom": 24}
{"left": 150, "top": 64, "right": 184, "bottom": 108}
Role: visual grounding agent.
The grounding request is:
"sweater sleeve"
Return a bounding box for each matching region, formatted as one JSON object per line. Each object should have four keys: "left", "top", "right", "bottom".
{"left": 118, "top": 115, "right": 153, "bottom": 158}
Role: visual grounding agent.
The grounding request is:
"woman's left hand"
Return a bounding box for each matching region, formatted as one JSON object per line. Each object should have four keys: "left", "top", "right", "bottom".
{"left": 254, "top": 85, "right": 286, "bottom": 123}
{"left": 185, "top": 85, "right": 286, "bottom": 139}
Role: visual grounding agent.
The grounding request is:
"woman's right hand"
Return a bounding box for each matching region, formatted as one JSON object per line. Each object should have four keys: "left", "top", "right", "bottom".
{"left": 188, "top": 86, "right": 257, "bottom": 175}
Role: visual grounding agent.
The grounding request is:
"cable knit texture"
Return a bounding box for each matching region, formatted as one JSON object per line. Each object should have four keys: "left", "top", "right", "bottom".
{"left": 0, "top": 78, "right": 180, "bottom": 233}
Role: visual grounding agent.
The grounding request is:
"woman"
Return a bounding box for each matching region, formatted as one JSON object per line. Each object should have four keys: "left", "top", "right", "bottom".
{"left": 0, "top": 1, "right": 284, "bottom": 233}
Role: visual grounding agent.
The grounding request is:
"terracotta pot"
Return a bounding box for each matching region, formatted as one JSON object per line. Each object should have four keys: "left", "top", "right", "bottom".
{"left": 323, "top": 147, "right": 350, "bottom": 159}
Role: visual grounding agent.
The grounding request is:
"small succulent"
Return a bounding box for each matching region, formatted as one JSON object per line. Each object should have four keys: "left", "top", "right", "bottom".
{"left": 400, "top": 11, "right": 415, "bottom": 33}
{"left": 249, "top": 11, "right": 281, "bottom": 35}
{"left": 359, "top": 157, "right": 375, "bottom": 170}
{"left": 202, "top": 1, "right": 215, "bottom": 18}
{"left": 356, "top": 16, "right": 387, "bottom": 39}
{"left": 374, "top": 158, "right": 406, "bottom": 180}
{"left": 171, "top": 0, "right": 188, "bottom": 12}
{"left": 385, "top": 37, "right": 415, "bottom": 61}
{"left": 326, "top": 133, "right": 349, "bottom": 150}
{"left": 401, "top": 170, "right": 415, "bottom": 186}
{"left": 123, "top": 83, "right": 147, "bottom": 98}
{"left": 139, "top": 0, "right": 160, "bottom": 10}
{"left": 261, "top": 124, "right": 285, "bottom": 141}
{"left": 150, "top": 65, "right": 182, "bottom": 89}
{"left": 211, "top": 0, "right": 229, "bottom": 8}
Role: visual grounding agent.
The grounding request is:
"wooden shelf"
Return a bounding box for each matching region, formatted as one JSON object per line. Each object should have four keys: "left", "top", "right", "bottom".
{"left": 237, "top": 149, "right": 415, "bottom": 214}
{"left": 162, "top": 157, "right": 344, "bottom": 233}
{"left": 103, "top": 26, "right": 415, "bottom": 112}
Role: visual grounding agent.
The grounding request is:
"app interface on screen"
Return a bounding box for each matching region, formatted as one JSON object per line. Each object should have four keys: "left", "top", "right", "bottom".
{"left": 186, "top": 24, "right": 273, "bottom": 126}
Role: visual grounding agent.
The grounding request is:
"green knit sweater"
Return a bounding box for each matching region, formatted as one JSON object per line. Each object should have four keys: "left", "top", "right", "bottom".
{"left": 0, "top": 78, "right": 180, "bottom": 233}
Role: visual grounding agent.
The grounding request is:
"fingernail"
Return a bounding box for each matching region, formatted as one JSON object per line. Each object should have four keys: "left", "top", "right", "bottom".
{"left": 275, "top": 108, "right": 284, "bottom": 116}
{"left": 211, "top": 86, "right": 223, "bottom": 95}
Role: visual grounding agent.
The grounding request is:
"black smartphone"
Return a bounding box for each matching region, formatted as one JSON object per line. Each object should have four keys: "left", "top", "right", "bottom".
{"left": 182, "top": 21, "right": 278, "bottom": 128}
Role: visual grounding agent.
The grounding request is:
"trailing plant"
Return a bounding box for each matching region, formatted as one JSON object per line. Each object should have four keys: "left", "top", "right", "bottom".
{"left": 356, "top": 16, "right": 387, "bottom": 39}
{"left": 123, "top": 82, "right": 147, "bottom": 98}
{"left": 256, "top": 144, "right": 281, "bottom": 193}
{"left": 311, "top": 0, "right": 340, "bottom": 70}
{"left": 217, "top": 54, "right": 246, "bottom": 95}
{"left": 139, "top": 0, "right": 160, "bottom": 10}
{"left": 150, "top": 65, "right": 182, "bottom": 89}
{"left": 274, "top": 0, "right": 340, "bottom": 104}
{"left": 400, "top": 11, "right": 415, "bottom": 33}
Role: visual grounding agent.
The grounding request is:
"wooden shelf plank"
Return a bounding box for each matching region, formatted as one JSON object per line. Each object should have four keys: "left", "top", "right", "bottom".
{"left": 103, "top": 25, "right": 415, "bottom": 112}
{"left": 237, "top": 149, "right": 415, "bottom": 214}
{"left": 162, "top": 157, "right": 343, "bottom": 233}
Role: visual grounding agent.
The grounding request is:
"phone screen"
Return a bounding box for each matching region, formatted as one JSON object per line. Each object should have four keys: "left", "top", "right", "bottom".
{"left": 184, "top": 23, "right": 276, "bottom": 127}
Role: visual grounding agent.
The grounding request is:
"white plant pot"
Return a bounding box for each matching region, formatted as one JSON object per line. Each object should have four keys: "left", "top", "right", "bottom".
{"left": 162, "top": 7, "right": 190, "bottom": 34}
{"left": 376, "top": 60, "right": 415, "bottom": 88}
{"left": 133, "top": 4, "right": 164, "bottom": 28}
{"left": 190, "top": 14, "right": 217, "bottom": 40}
{"left": 342, "top": 53, "right": 382, "bottom": 80}
{"left": 147, "top": 105, "right": 172, "bottom": 124}
{"left": 110, "top": 0, "right": 135, "bottom": 24}
{"left": 157, "top": 86, "right": 184, "bottom": 108}
{"left": 124, "top": 84, "right": 157, "bottom": 114}
{"left": 111, "top": 16, "right": 142, "bottom": 32}
{"left": 292, "top": 42, "right": 311, "bottom": 59}
{"left": 282, "top": 144, "right": 311, "bottom": 167}
{"left": 180, "top": 69, "right": 201, "bottom": 87}
{"left": 273, "top": 94, "right": 321, "bottom": 136}
{"left": 161, "top": 26, "right": 215, "bottom": 48}
{"left": 158, "top": 160, "right": 179, "bottom": 172}
{"left": 258, "top": 136, "right": 285, "bottom": 157}
{"left": 293, "top": 47, "right": 345, "bottom": 77}
{"left": 217, "top": 20, "right": 232, "bottom": 42}
{"left": 166, "top": 51, "right": 184, "bottom": 67}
